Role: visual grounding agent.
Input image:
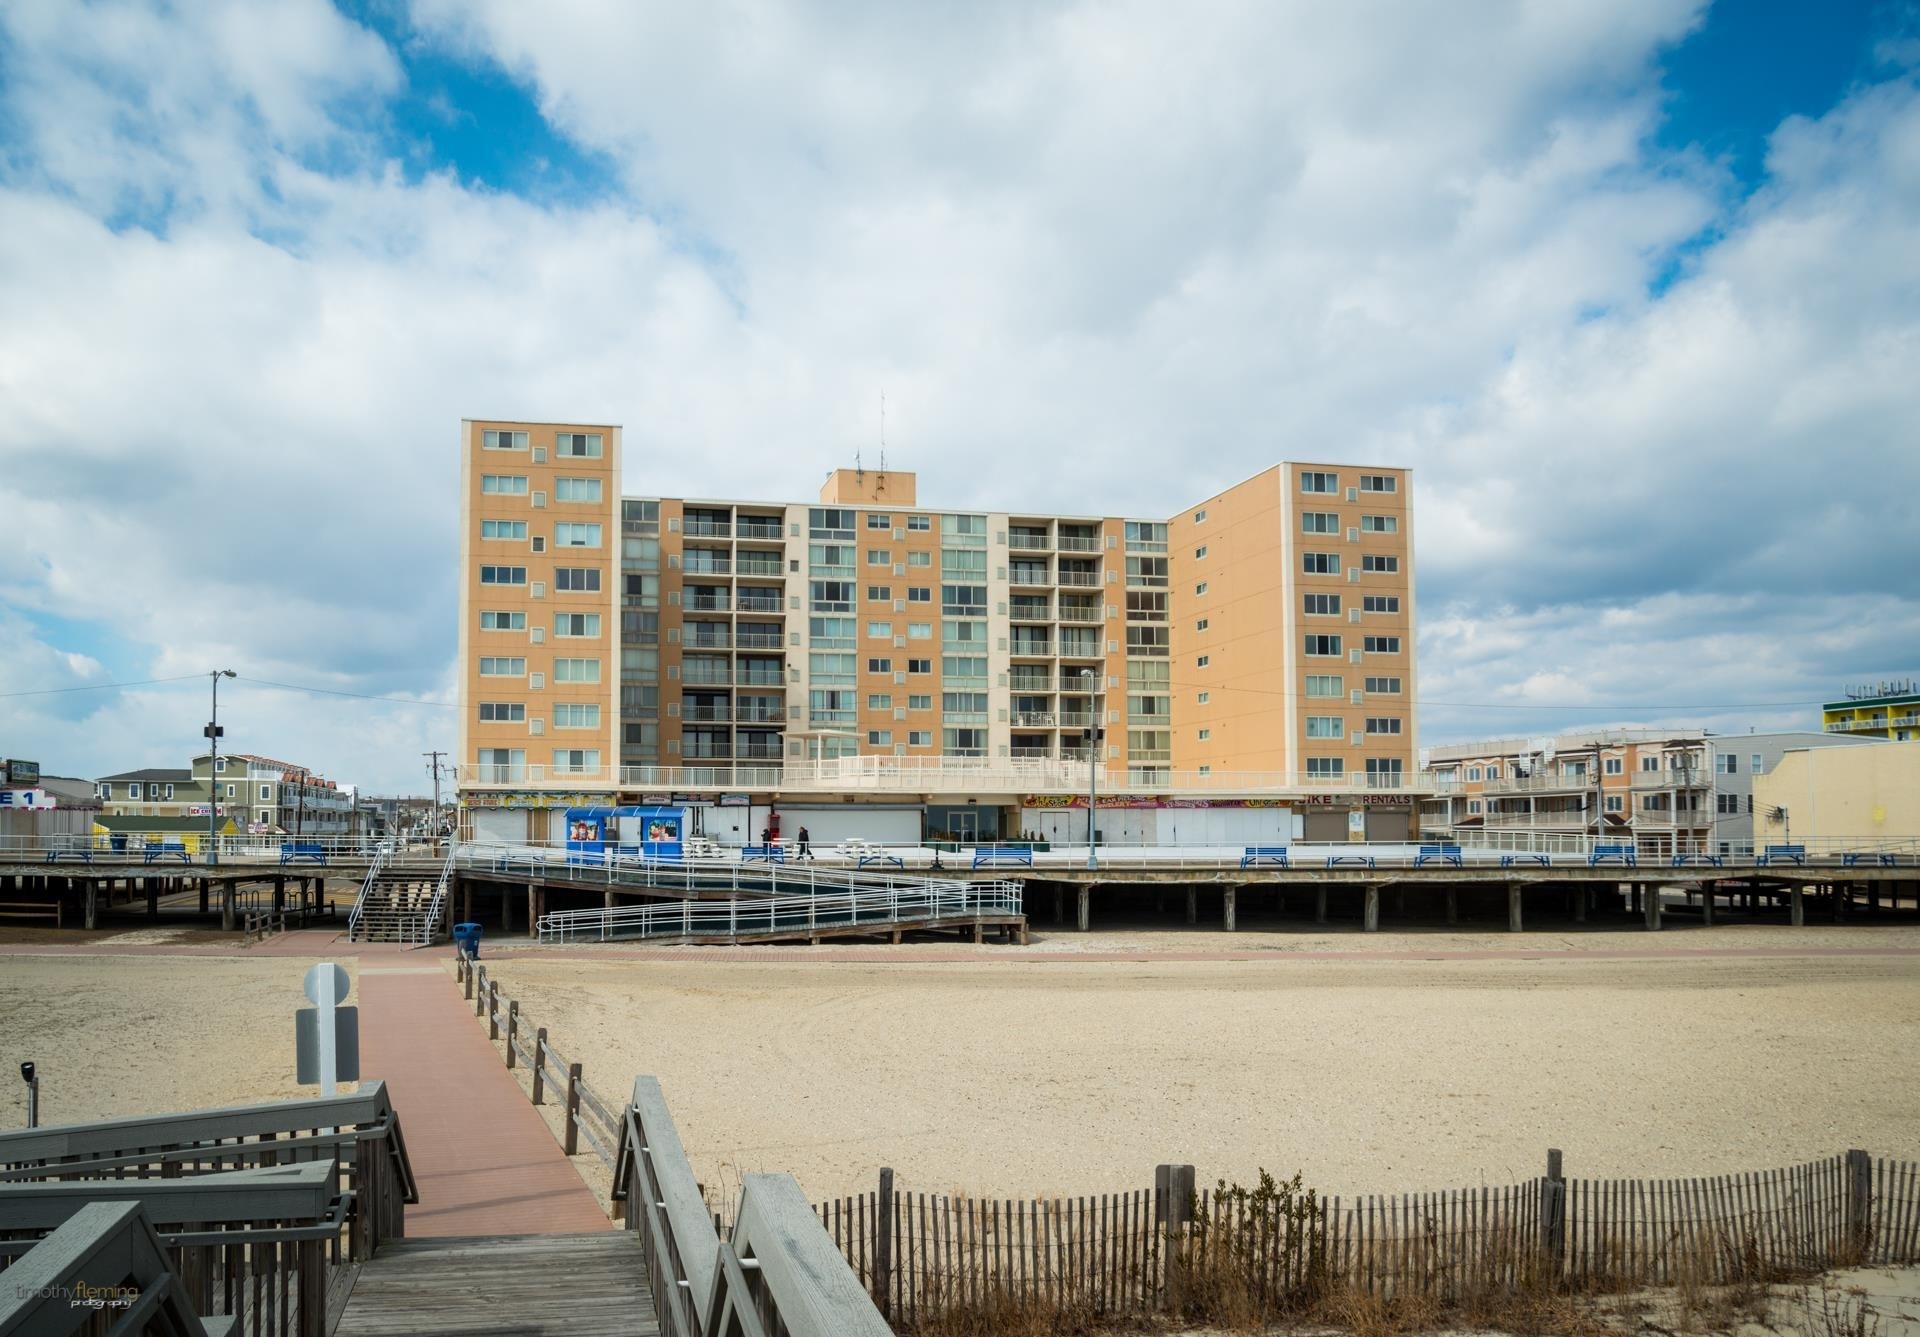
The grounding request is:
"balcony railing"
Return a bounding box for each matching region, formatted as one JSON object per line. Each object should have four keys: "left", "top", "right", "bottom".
{"left": 683, "top": 520, "right": 731, "bottom": 538}
{"left": 735, "top": 708, "right": 786, "bottom": 724}
{"left": 1480, "top": 772, "right": 1595, "bottom": 796}
{"left": 1008, "top": 534, "right": 1052, "bottom": 552}
{"left": 736, "top": 595, "right": 784, "bottom": 613}
{"left": 1057, "top": 570, "right": 1100, "bottom": 587}
{"left": 1010, "top": 640, "right": 1053, "bottom": 657}
{"left": 686, "top": 597, "right": 731, "bottom": 613}
{"left": 735, "top": 522, "right": 784, "bottom": 542}
{"left": 683, "top": 559, "right": 732, "bottom": 576}
{"left": 1011, "top": 711, "right": 1056, "bottom": 728}
{"left": 1630, "top": 768, "right": 1709, "bottom": 790}
{"left": 735, "top": 559, "right": 785, "bottom": 578}
{"left": 1009, "top": 602, "right": 1052, "bottom": 621}
{"left": 1058, "top": 607, "right": 1102, "bottom": 623}
{"left": 1057, "top": 535, "right": 1101, "bottom": 552}
{"left": 1008, "top": 569, "right": 1051, "bottom": 588}
{"left": 682, "top": 707, "right": 732, "bottom": 722}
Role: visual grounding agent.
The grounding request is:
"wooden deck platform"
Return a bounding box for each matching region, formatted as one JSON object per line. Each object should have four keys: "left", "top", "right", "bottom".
{"left": 333, "top": 1232, "right": 657, "bottom": 1335}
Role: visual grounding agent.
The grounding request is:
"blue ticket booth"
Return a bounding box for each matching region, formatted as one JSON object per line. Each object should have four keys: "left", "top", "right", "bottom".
{"left": 563, "top": 805, "right": 685, "bottom": 865}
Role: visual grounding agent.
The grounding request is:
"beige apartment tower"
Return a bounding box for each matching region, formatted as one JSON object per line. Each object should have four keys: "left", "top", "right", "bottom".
{"left": 457, "top": 420, "right": 1417, "bottom": 844}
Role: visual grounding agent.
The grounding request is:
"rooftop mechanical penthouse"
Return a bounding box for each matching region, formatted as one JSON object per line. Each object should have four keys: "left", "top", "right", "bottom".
{"left": 457, "top": 419, "right": 1419, "bottom": 846}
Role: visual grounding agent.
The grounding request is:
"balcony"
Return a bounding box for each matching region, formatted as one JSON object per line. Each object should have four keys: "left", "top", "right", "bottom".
{"left": 1008, "top": 532, "right": 1053, "bottom": 552}
{"left": 735, "top": 557, "right": 784, "bottom": 578}
{"left": 682, "top": 520, "right": 731, "bottom": 538}
{"left": 1008, "top": 676, "right": 1054, "bottom": 694}
{"left": 1480, "top": 772, "right": 1594, "bottom": 796}
{"left": 684, "top": 633, "right": 732, "bottom": 651}
{"left": 735, "top": 706, "right": 786, "bottom": 724}
{"left": 1632, "top": 810, "right": 1711, "bottom": 829}
{"left": 735, "top": 593, "right": 784, "bottom": 614}
{"left": 1056, "top": 640, "right": 1101, "bottom": 660}
{"left": 1009, "top": 639, "right": 1053, "bottom": 658}
{"left": 735, "top": 520, "right": 784, "bottom": 543}
{"left": 686, "top": 596, "right": 731, "bottom": 614}
{"left": 1008, "top": 567, "right": 1051, "bottom": 588}
{"left": 1630, "top": 768, "right": 1709, "bottom": 791}
{"left": 681, "top": 706, "right": 732, "bottom": 723}
{"left": 1056, "top": 570, "right": 1100, "bottom": 587}
{"left": 682, "top": 558, "right": 732, "bottom": 577}
{"left": 1009, "top": 600, "right": 1052, "bottom": 622}
{"left": 735, "top": 630, "right": 784, "bottom": 649}
{"left": 1057, "top": 533, "right": 1101, "bottom": 553}
{"left": 1058, "top": 605, "right": 1101, "bottom": 623}
{"left": 1012, "top": 711, "right": 1057, "bottom": 728}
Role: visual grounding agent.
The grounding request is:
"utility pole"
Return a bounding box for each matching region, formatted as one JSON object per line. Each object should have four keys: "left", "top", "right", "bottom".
{"left": 206, "top": 670, "right": 237, "bottom": 865}
{"left": 424, "top": 751, "right": 446, "bottom": 851}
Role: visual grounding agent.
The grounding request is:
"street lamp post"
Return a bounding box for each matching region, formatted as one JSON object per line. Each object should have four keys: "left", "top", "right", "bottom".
{"left": 1082, "top": 667, "right": 1099, "bottom": 870}
{"left": 206, "top": 670, "right": 236, "bottom": 865}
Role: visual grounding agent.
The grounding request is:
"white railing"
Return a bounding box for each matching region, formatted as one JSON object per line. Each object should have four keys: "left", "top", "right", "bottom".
{"left": 462, "top": 841, "right": 982, "bottom": 894}
{"left": 537, "top": 882, "right": 1024, "bottom": 944}
{"left": 417, "top": 842, "right": 456, "bottom": 945}
{"left": 345, "top": 844, "right": 388, "bottom": 938}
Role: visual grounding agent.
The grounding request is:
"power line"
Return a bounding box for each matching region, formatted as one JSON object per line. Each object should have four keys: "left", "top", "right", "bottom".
{"left": 233, "top": 677, "right": 459, "bottom": 709}
{"left": 0, "top": 673, "right": 205, "bottom": 699}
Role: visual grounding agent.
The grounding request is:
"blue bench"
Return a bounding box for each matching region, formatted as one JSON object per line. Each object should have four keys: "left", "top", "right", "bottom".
{"left": 1588, "top": 844, "right": 1638, "bottom": 868}
{"left": 971, "top": 846, "right": 1034, "bottom": 869}
{"left": 1757, "top": 844, "right": 1806, "bottom": 867}
{"left": 1239, "top": 847, "right": 1290, "bottom": 869}
{"left": 1499, "top": 854, "right": 1554, "bottom": 868}
{"left": 1670, "top": 853, "right": 1725, "bottom": 867}
{"left": 1843, "top": 851, "right": 1897, "bottom": 868}
{"left": 1326, "top": 854, "right": 1377, "bottom": 869}
{"left": 741, "top": 844, "right": 786, "bottom": 865}
{"left": 279, "top": 842, "right": 327, "bottom": 866}
{"left": 44, "top": 849, "right": 93, "bottom": 865}
{"left": 1414, "top": 844, "right": 1463, "bottom": 868}
{"left": 857, "top": 852, "right": 906, "bottom": 870}
{"left": 143, "top": 842, "right": 190, "bottom": 865}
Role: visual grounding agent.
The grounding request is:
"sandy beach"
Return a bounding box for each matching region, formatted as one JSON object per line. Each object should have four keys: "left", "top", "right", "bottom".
{"left": 465, "top": 924, "right": 1920, "bottom": 1206}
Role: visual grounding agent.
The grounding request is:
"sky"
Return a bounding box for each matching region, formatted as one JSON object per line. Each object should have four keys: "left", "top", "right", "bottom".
{"left": 1, "top": 0, "right": 1917, "bottom": 795}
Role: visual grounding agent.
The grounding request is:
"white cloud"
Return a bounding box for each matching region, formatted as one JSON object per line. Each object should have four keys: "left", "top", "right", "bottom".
{"left": 0, "top": 0, "right": 1914, "bottom": 788}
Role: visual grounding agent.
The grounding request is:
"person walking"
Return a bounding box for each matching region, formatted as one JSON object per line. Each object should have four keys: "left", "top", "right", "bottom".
{"left": 796, "top": 825, "right": 813, "bottom": 860}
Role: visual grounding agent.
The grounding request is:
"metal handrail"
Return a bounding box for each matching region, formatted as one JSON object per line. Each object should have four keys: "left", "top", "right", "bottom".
{"left": 538, "top": 882, "right": 1024, "bottom": 944}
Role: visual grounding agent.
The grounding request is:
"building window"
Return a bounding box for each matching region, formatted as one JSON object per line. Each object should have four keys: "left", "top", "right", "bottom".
{"left": 482, "top": 429, "right": 528, "bottom": 450}
{"left": 215, "top": 758, "right": 226, "bottom": 772}
{"left": 907, "top": 622, "right": 932, "bottom": 639}
{"left": 1716, "top": 754, "right": 1738, "bottom": 774}
{"left": 907, "top": 515, "right": 931, "bottom": 531}
{"left": 1304, "top": 593, "right": 1340, "bottom": 615}
{"left": 1194, "top": 581, "right": 1208, "bottom": 596}
{"left": 1193, "top": 508, "right": 1207, "bottom": 522}
{"left": 1360, "top": 474, "right": 1397, "bottom": 493}
{"left": 1716, "top": 793, "right": 1739, "bottom": 814}
{"left": 553, "top": 703, "right": 600, "bottom": 729}
{"left": 1364, "top": 717, "right": 1402, "bottom": 735}
{"left": 1305, "top": 758, "right": 1345, "bottom": 777}
{"left": 1641, "top": 755, "right": 1661, "bottom": 772}
{"left": 867, "top": 658, "right": 892, "bottom": 673}
{"left": 555, "top": 432, "right": 603, "bottom": 458}
{"left": 481, "top": 519, "right": 527, "bottom": 540}
{"left": 1304, "top": 635, "right": 1342, "bottom": 657}
{"left": 1362, "top": 636, "right": 1401, "bottom": 654}
{"left": 1306, "top": 675, "right": 1343, "bottom": 697}
{"left": 1302, "top": 552, "right": 1341, "bottom": 575}
{"left": 1301, "top": 512, "right": 1339, "bottom": 534}
{"left": 1605, "top": 757, "right": 1624, "bottom": 775}
{"left": 1363, "top": 676, "right": 1400, "bottom": 694}
{"left": 164, "top": 784, "right": 174, "bottom": 799}
{"left": 908, "top": 694, "right": 931, "bottom": 710}
{"left": 478, "top": 703, "right": 526, "bottom": 722}
{"left": 867, "top": 549, "right": 891, "bottom": 566}
{"left": 867, "top": 693, "right": 893, "bottom": 710}
{"left": 1197, "top": 691, "right": 1210, "bottom": 704}
{"left": 480, "top": 610, "right": 527, "bottom": 630}
{"left": 1750, "top": 753, "right": 1763, "bottom": 774}
{"left": 128, "top": 782, "right": 142, "bottom": 800}
{"left": 1362, "top": 554, "right": 1399, "bottom": 573}
{"left": 554, "top": 568, "right": 601, "bottom": 592}
{"left": 1467, "top": 799, "right": 1482, "bottom": 814}
{"left": 1605, "top": 795, "right": 1625, "bottom": 813}
{"left": 554, "top": 522, "right": 601, "bottom": 548}
{"left": 906, "top": 587, "right": 931, "bottom": 603}
{"left": 1362, "top": 595, "right": 1400, "bottom": 613}
{"left": 1467, "top": 766, "right": 1482, "bottom": 781}
{"left": 809, "top": 581, "right": 853, "bottom": 612}
{"left": 908, "top": 658, "right": 932, "bottom": 674}
{"left": 866, "top": 621, "right": 892, "bottom": 639}
{"left": 480, "top": 474, "right": 529, "bottom": 495}
{"left": 868, "top": 585, "right": 893, "bottom": 602}
{"left": 479, "top": 565, "right": 527, "bottom": 585}
{"left": 1197, "top": 728, "right": 1212, "bottom": 741}
{"left": 479, "top": 657, "right": 527, "bottom": 676}
{"left": 1361, "top": 515, "right": 1398, "bottom": 533}
{"left": 555, "top": 613, "right": 601, "bottom": 637}
{"left": 1194, "top": 545, "right": 1208, "bottom": 559}
{"left": 865, "top": 514, "right": 892, "bottom": 530}
{"left": 1300, "top": 471, "right": 1338, "bottom": 494}
{"left": 552, "top": 748, "right": 601, "bottom": 772}
{"left": 258, "top": 784, "right": 270, "bottom": 800}
{"left": 553, "top": 658, "right": 601, "bottom": 683}
{"left": 1196, "top": 654, "right": 1210, "bottom": 668}
{"left": 1306, "top": 716, "right": 1343, "bottom": 738}
{"left": 225, "top": 783, "right": 235, "bottom": 797}
{"left": 555, "top": 477, "right": 603, "bottom": 503}
{"left": 1196, "top": 618, "right": 1209, "bottom": 631}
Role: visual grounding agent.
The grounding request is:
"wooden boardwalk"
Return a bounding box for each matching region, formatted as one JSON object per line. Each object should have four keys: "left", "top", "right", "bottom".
{"left": 356, "top": 959, "right": 614, "bottom": 1236}
{"left": 334, "top": 1232, "right": 658, "bottom": 1334}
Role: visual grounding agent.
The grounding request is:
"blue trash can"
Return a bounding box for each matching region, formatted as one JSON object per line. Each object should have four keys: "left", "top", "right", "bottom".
{"left": 452, "top": 922, "right": 483, "bottom": 959}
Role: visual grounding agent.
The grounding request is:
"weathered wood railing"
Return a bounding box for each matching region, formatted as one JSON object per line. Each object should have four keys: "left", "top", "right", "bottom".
{"left": 457, "top": 954, "right": 623, "bottom": 1172}
{"left": 0, "top": 1202, "right": 223, "bottom": 1336}
{"left": 0, "top": 1081, "right": 416, "bottom": 1265}
{"left": 452, "top": 955, "right": 892, "bottom": 1334}
{"left": 242, "top": 906, "right": 287, "bottom": 945}
{"left": 817, "top": 1149, "right": 1920, "bottom": 1326}
{"left": 0, "top": 1161, "right": 348, "bottom": 1336}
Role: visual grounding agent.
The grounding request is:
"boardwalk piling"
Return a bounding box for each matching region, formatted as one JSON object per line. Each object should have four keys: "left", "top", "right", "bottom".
{"left": 1507, "top": 882, "right": 1522, "bottom": 933}
{"left": 1364, "top": 885, "right": 1380, "bottom": 932}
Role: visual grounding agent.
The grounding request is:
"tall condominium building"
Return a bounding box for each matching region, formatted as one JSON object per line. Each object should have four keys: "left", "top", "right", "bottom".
{"left": 457, "top": 419, "right": 1418, "bottom": 846}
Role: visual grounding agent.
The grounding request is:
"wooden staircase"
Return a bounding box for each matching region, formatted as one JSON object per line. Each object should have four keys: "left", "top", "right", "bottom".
{"left": 346, "top": 868, "right": 447, "bottom": 944}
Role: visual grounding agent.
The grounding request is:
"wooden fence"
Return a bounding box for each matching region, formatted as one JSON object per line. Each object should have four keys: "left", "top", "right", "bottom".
{"left": 817, "top": 1151, "right": 1920, "bottom": 1326}
{"left": 455, "top": 954, "right": 623, "bottom": 1180}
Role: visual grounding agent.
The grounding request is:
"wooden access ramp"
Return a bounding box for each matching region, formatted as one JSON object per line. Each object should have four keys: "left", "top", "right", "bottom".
{"left": 334, "top": 1232, "right": 657, "bottom": 1335}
